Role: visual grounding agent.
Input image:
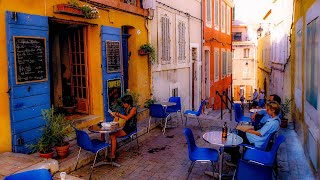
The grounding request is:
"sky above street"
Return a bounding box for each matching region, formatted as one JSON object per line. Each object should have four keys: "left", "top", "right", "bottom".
{"left": 234, "top": 0, "right": 272, "bottom": 24}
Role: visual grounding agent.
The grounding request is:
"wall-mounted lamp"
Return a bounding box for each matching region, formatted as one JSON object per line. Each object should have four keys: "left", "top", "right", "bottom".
{"left": 257, "top": 26, "right": 263, "bottom": 39}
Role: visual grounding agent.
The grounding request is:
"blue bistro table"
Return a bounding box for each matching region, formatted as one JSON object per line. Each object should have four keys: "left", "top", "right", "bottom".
{"left": 203, "top": 130, "right": 243, "bottom": 180}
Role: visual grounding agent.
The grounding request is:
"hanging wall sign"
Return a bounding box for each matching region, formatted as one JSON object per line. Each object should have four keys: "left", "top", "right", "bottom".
{"left": 106, "top": 40, "right": 121, "bottom": 73}
{"left": 14, "top": 36, "right": 47, "bottom": 84}
{"left": 107, "top": 78, "right": 122, "bottom": 110}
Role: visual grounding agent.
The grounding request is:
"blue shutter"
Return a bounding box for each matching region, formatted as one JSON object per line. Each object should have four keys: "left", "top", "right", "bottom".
{"left": 6, "top": 11, "right": 50, "bottom": 153}
{"left": 101, "top": 26, "right": 122, "bottom": 121}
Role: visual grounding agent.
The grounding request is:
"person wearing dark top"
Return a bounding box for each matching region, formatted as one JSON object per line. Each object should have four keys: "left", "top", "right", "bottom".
{"left": 109, "top": 95, "right": 137, "bottom": 160}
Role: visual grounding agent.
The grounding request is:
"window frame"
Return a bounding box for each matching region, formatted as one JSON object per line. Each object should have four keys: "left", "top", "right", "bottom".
{"left": 206, "top": 0, "right": 213, "bottom": 27}
{"left": 214, "top": 0, "right": 220, "bottom": 30}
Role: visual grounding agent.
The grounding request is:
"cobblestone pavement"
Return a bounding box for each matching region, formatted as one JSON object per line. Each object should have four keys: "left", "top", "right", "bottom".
{"left": 70, "top": 110, "right": 317, "bottom": 180}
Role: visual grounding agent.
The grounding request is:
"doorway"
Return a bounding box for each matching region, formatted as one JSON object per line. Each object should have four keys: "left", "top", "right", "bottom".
{"left": 49, "top": 21, "right": 89, "bottom": 114}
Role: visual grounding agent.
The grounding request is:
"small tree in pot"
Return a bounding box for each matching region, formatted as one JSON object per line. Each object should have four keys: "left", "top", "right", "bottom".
{"left": 280, "top": 98, "right": 292, "bottom": 128}
{"left": 49, "top": 107, "right": 73, "bottom": 159}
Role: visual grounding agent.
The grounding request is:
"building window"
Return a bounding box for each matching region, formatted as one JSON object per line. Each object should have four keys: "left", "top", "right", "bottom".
{"left": 227, "top": 50, "right": 232, "bottom": 75}
{"left": 177, "top": 21, "right": 186, "bottom": 63}
{"left": 242, "top": 63, "right": 250, "bottom": 78}
{"left": 232, "top": 32, "right": 242, "bottom": 41}
{"left": 295, "top": 29, "right": 302, "bottom": 90}
{"left": 124, "top": 0, "right": 136, "bottom": 5}
{"left": 214, "top": 0, "right": 219, "bottom": 30}
{"left": 305, "top": 18, "right": 318, "bottom": 109}
{"left": 214, "top": 48, "right": 219, "bottom": 82}
{"left": 206, "top": 0, "right": 212, "bottom": 27}
{"left": 243, "top": 48, "right": 249, "bottom": 58}
{"left": 221, "top": 2, "right": 225, "bottom": 33}
{"left": 160, "top": 16, "right": 171, "bottom": 65}
{"left": 226, "top": 6, "right": 231, "bottom": 35}
{"left": 222, "top": 50, "right": 227, "bottom": 78}
{"left": 232, "top": 49, "right": 235, "bottom": 58}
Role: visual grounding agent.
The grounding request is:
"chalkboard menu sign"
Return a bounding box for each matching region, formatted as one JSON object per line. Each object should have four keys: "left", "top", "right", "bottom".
{"left": 106, "top": 41, "right": 121, "bottom": 73}
{"left": 14, "top": 36, "right": 47, "bottom": 84}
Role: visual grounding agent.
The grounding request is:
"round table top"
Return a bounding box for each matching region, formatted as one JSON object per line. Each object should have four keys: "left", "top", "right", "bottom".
{"left": 88, "top": 123, "right": 122, "bottom": 134}
{"left": 203, "top": 131, "right": 243, "bottom": 147}
{"left": 250, "top": 108, "right": 266, "bottom": 113}
{"left": 155, "top": 102, "right": 176, "bottom": 107}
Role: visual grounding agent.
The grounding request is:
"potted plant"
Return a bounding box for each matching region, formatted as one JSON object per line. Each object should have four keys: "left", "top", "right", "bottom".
{"left": 62, "top": 95, "right": 78, "bottom": 114}
{"left": 139, "top": 43, "right": 156, "bottom": 62}
{"left": 144, "top": 98, "right": 156, "bottom": 108}
{"left": 55, "top": 1, "right": 85, "bottom": 17}
{"left": 29, "top": 109, "right": 55, "bottom": 158}
{"left": 280, "top": 98, "right": 292, "bottom": 128}
{"left": 50, "top": 107, "right": 73, "bottom": 159}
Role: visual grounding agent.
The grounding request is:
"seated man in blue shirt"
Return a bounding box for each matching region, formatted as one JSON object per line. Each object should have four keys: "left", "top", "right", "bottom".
{"left": 225, "top": 101, "right": 281, "bottom": 166}
{"left": 251, "top": 94, "right": 282, "bottom": 130}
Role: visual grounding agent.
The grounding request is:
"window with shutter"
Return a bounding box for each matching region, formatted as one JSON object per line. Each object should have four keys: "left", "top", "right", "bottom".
{"left": 222, "top": 50, "right": 227, "bottom": 78}
{"left": 206, "top": 0, "right": 212, "bottom": 27}
{"left": 214, "top": 49, "right": 219, "bottom": 82}
{"left": 227, "top": 51, "right": 232, "bottom": 75}
{"left": 214, "top": 0, "right": 219, "bottom": 29}
{"left": 161, "top": 16, "right": 171, "bottom": 65}
{"left": 178, "top": 21, "right": 186, "bottom": 63}
{"left": 221, "top": 2, "right": 225, "bottom": 33}
{"left": 227, "top": 6, "right": 231, "bottom": 34}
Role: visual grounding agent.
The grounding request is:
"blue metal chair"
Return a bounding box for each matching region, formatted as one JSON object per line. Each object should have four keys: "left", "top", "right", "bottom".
{"left": 74, "top": 128, "right": 111, "bottom": 179}
{"left": 184, "top": 128, "right": 219, "bottom": 179}
{"left": 184, "top": 99, "right": 207, "bottom": 131}
{"left": 166, "top": 96, "right": 183, "bottom": 123}
{"left": 118, "top": 125, "right": 139, "bottom": 153}
{"left": 233, "top": 103, "right": 251, "bottom": 123}
{"left": 241, "top": 131, "right": 277, "bottom": 152}
{"left": 243, "top": 135, "right": 286, "bottom": 166}
{"left": 148, "top": 104, "right": 171, "bottom": 134}
{"left": 4, "top": 169, "right": 52, "bottom": 180}
{"left": 234, "top": 159, "right": 273, "bottom": 180}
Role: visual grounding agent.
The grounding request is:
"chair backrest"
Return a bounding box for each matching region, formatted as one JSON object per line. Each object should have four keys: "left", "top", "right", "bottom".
{"left": 149, "top": 104, "right": 167, "bottom": 118}
{"left": 167, "top": 96, "right": 182, "bottom": 111}
{"left": 235, "top": 159, "right": 273, "bottom": 180}
{"left": 74, "top": 128, "right": 93, "bottom": 152}
{"left": 260, "top": 131, "right": 277, "bottom": 151}
{"left": 233, "top": 103, "right": 244, "bottom": 122}
{"left": 183, "top": 128, "right": 197, "bottom": 159}
{"left": 269, "top": 135, "right": 286, "bottom": 160}
{"left": 4, "top": 169, "right": 52, "bottom": 180}
{"left": 195, "top": 99, "right": 207, "bottom": 116}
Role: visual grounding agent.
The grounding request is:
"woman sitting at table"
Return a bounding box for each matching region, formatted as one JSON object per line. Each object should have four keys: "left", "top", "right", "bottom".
{"left": 225, "top": 101, "right": 281, "bottom": 166}
{"left": 108, "top": 95, "right": 137, "bottom": 161}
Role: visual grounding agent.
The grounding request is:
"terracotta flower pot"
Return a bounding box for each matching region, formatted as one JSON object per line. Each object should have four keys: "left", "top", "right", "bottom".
{"left": 38, "top": 150, "right": 54, "bottom": 159}
{"left": 55, "top": 4, "right": 85, "bottom": 17}
{"left": 55, "top": 143, "right": 70, "bottom": 159}
{"left": 138, "top": 49, "right": 150, "bottom": 55}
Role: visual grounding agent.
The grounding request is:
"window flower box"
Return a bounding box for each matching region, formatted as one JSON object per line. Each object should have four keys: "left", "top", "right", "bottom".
{"left": 55, "top": 4, "right": 85, "bottom": 17}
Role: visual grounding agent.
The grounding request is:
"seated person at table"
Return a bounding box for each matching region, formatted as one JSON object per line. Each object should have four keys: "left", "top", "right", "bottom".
{"left": 251, "top": 94, "right": 282, "bottom": 130}
{"left": 108, "top": 95, "right": 137, "bottom": 161}
{"left": 225, "top": 101, "right": 281, "bottom": 166}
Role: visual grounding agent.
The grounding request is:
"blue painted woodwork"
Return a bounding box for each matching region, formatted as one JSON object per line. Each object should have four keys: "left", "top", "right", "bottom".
{"left": 122, "top": 34, "right": 130, "bottom": 91}
{"left": 101, "top": 26, "right": 122, "bottom": 122}
{"left": 6, "top": 11, "right": 50, "bottom": 153}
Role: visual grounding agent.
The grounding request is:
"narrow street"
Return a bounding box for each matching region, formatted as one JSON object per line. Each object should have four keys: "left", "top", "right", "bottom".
{"left": 69, "top": 110, "right": 317, "bottom": 180}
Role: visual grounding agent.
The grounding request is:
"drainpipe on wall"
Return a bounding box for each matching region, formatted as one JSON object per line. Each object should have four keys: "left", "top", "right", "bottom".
{"left": 200, "top": 0, "right": 203, "bottom": 101}
{"left": 145, "top": 16, "right": 152, "bottom": 99}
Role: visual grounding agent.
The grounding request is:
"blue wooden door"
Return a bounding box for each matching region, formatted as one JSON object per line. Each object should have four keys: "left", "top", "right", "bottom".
{"left": 6, "top": 12, "right": 50, "bottom": 153}
{"left": 122, "top": 34, "right": 130, "bottom": 91}
{"left": 101, "top": 26, "right": 122, "bottom": 121}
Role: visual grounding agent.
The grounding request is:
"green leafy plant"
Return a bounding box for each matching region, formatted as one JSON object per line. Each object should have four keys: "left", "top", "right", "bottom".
{"left": 144, "top": 98, "right": 156, "bottom": 108}
{"left": 49, "top": 108, "right": 73, "bottom": 147}
{"left": 140, "top": 43, "right": 156, "bottom": 62}
{"left": 62, "top": 95, "right": 78, "bottom": 107}
{"left": 110, "top": 90, "right": 140, "bottom": 113}
{"left": 81, "top": 4, "right": 100, "bottom": 19}
{"left": 280, "top": 98, "right": 292, "bottom": 119}
{"left": 68, "top": 0, "right": 80, "bottom": 7}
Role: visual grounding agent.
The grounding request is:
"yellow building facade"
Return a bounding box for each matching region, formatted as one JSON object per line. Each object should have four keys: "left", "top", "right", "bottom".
{"left": 291, "top": 0, "right": 320, "bottom": 172}
{"left": 0, "top": 0, "right": 150, "bottom": 153}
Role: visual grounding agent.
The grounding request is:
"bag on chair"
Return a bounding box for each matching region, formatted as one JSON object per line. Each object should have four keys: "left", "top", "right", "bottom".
{"left": 113, "top": 116, "right": 126, "bottom": 128}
